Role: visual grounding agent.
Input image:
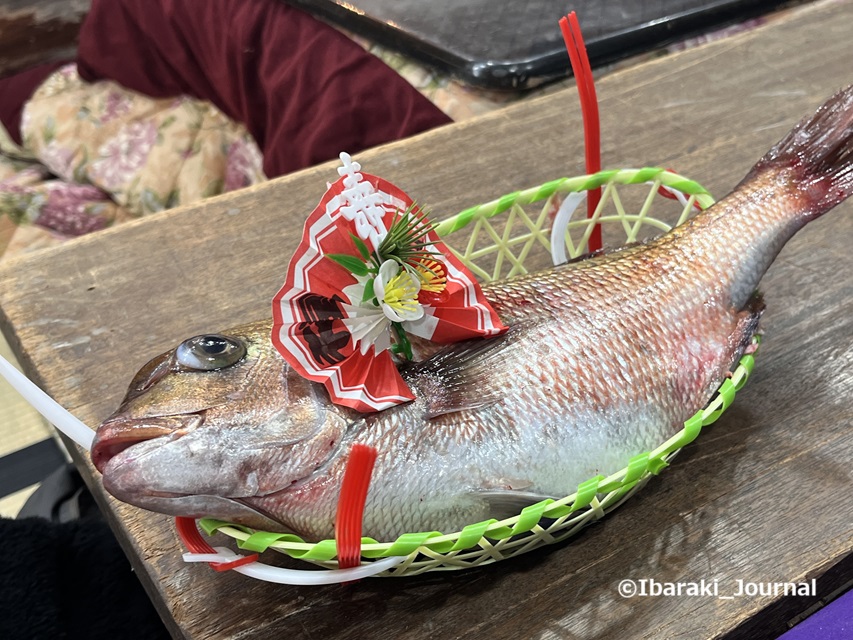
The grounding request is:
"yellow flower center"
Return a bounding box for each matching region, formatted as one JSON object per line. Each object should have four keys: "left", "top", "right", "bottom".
{"left": 414, "top": 259, "right": 447, "bottom": 292}
{"left": 383, "top": 271, "right": 420, "bottom": 315}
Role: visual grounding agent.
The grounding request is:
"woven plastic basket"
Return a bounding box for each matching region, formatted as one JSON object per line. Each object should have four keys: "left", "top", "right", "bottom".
{"left": 201, "top": 167, "right": 758, "bottom": 576}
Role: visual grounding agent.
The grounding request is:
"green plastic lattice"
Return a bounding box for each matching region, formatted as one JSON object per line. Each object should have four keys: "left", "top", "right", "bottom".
{"left": 205, "top": 168, "right": 755, "bottom": 576}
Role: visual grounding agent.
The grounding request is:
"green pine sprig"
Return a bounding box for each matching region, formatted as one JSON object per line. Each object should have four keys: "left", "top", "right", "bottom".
{"left": 376, "top": 204, "right": 439, "bottom": 272}
{"left": 325, "top": 204, "right": 442, "bottom": 312}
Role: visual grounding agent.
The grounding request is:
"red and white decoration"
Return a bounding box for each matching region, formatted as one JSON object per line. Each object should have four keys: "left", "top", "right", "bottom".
{"left": 272, "top": 153, "right": 506, "bottom": 413}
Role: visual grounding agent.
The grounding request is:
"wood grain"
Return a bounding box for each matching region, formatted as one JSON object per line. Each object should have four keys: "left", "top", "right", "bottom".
{"left": 0, "top": 0, "right": 87, "bottom": 76}
{"left": 1, "top": 1, "right": 852, "bottom": 638}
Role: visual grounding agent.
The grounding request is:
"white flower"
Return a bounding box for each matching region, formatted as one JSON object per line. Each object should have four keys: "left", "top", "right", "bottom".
{"left": 374, "top": 260, "right": 423, "bottom": 322}
{"left": 341, "top": 280, "right": 388, "bottom": 356}
{"left": 340, "top": 260, "right": 423, "bottom": 355}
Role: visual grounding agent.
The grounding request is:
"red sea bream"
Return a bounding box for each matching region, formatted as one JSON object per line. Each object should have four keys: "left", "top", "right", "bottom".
{"left": 91, "top": 87, "right": 853, "bottom": 541}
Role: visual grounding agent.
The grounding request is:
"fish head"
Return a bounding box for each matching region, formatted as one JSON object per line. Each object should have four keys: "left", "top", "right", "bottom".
{"left": 91, "top": 320, "right": 350, "bottom": 530}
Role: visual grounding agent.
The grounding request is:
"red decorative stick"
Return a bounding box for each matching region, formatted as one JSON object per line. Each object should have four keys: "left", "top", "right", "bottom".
{"left": 335, "top": 443, "right": 378, "bottom": 569}
{"left": 175, "top": 517, "right": 259, "bottom": 572}
{"left": 560, "top": 12, "right": 603, "bottom": 252}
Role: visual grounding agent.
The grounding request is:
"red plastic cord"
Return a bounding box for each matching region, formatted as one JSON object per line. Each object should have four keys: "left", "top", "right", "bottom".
{"left": 335, "top": 444, "right": 378, "bottom": 569}
{"left": 175, "top": 516, "right": 259, "bottom": 572}
{"left": 176, "top": 516, "right": 216, "bottom": 554}
{"left": 560, "top": 12, "right": 603, "bottom": 252}
{"left": 658, "top": 168, "right": 706, "bottom": 211}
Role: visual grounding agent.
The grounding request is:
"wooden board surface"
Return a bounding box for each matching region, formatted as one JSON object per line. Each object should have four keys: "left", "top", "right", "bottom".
{"left": 1, "top": 0, "right": 852, "bottom": 637}
{"left": 0, "top": 0, "right": 87, "bottom": 76}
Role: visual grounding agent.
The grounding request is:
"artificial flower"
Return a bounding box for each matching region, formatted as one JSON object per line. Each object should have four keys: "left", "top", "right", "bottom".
{"left": 375, "top": 260, "right": 423, "bottom": 322}
{"left": 340, "top": 276, "right": 392, "bottom": 356}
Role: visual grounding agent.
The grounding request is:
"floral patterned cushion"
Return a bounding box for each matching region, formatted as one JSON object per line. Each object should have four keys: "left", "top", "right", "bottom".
{"left": 0, "top": 64, "right": 264, "bottom": 258}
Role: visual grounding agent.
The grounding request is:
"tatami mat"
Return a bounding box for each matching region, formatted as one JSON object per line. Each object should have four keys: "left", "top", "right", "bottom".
{"left": 0, "top": 484, "right": 39, "bottom": 518}
{"left": 0, "top": 333, "right": 56, "bottom": 517}
{"left": 0, "top": 335, "right": 53, "bottom": 453}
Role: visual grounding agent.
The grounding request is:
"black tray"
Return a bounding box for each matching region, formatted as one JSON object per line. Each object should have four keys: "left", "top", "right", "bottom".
{"left": 286, "top": 0, "right": 793, "bottom": 90}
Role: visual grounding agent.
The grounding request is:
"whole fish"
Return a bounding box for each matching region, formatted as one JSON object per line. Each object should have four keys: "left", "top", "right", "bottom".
{"left": 92, "top": 87, "right": 853, "bottom": 541}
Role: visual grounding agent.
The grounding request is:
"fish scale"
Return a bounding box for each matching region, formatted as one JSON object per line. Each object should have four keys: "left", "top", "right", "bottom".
{"left": 91, "top": 86, "right": 853, "bottom": 542}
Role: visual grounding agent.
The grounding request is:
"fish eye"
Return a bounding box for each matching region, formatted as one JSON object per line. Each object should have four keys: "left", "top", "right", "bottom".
{"left": 175, "top": 334, "right": 246, "bottom": 371}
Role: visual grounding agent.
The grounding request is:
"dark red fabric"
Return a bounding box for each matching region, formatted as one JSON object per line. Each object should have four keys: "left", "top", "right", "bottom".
{"left": 76, "top": 0, "right": 451, "bottom": 177}
{"left": 0, "top": 61, "right": 71, "bottom": 145}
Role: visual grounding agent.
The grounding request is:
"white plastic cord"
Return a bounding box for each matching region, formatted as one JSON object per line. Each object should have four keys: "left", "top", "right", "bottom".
{"left": 231, "top": 554, "right": 407, "bottom": 585}
{"left": 183, "top": 546, "right": 407, "bottom": 585}
{"left": 658, "top": 183, "right": 692, "bottom": 208}
{"left": 182, "top": 547, "right": 242, "bottom": 564}
{"left": 0, "top": 352, "right": 94, "bottom": 451}
{"left": 550, "top": 191, "right": 587, "bottom": 266}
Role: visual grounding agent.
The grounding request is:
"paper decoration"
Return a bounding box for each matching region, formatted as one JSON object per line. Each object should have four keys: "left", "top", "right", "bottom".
{"left": 272, "top": 153, "right": 506, "bottom": 412}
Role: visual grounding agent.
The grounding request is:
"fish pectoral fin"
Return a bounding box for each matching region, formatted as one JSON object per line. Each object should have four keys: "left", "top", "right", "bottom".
{"left": 422, "top": 385, "right": 500, "bottom": 419}
{"left": 407, "top": 323, "right": 537, "bottom": 419}
{"left": 732, "top": 293, "right": 765, "bottom": 357}
{"left": 471, "top": 489, "right": 558, "bottom": 522}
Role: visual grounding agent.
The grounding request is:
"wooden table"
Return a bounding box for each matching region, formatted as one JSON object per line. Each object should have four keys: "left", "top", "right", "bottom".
{"left": 1, "top": 1, "right": 851, "bottom": 637}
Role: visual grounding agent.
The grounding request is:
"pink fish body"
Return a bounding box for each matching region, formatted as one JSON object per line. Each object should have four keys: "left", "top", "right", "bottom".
{"left": 92, "top": 87, "right": 853, "bottom": 541}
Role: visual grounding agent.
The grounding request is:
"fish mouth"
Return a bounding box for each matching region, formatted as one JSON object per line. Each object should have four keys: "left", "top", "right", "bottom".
{"left": 93, "top": 413, "right": 292, "bottom": 532}
{"left": 91, "top": 413, "right": 203, "bottom": 474}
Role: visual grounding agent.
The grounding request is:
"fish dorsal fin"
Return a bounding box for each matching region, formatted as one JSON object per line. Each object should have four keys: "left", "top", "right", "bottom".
{"left": 470, "top": 489, "right": 558, "bottom": 522}
{"left": 406, "top": 323, "right": 532, "bottom": 419}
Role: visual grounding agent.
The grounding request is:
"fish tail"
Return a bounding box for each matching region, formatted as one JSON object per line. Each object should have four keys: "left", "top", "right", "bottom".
{"left": 747, "top": 84, "right": 853, "bottom": 217}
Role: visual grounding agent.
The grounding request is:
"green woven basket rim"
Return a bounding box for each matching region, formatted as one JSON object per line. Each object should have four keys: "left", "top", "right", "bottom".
{"left": 201, "top": 168, "right": 739, "bottom": 570}
{"left": 433, "top": 167, "right": 714, "bottom": 238}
